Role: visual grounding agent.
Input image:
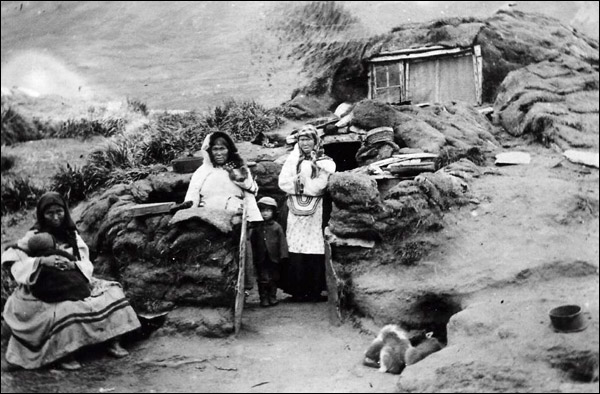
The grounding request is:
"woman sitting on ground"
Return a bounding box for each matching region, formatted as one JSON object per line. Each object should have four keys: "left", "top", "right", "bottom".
{"left": 1, "top": 192, "right": 141, "bottom": 371}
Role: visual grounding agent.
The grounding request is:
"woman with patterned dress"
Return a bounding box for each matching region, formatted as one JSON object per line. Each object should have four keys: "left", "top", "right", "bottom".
{"left": 1, "top": 192, "right": 140, "bottom": 370}
{"left": 278, "top": 125, "right": 336, "bottom": 301}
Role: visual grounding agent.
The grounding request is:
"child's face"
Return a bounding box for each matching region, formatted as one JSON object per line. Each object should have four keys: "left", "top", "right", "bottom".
{"left": 260, "top": 207, "right": 274, "bottom": 220}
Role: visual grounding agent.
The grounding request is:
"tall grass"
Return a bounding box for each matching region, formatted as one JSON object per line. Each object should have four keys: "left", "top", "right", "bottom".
{"left": 1, "top": 104, "right": 125, "bottom": 144}
{"left": 1, "top": 176, "right": 45, "bottom": 215}
{"left": 1, "top": 153, "right": 16, "bottom": 173}
{"left": 127, "top": 97, "right": 149, "bottom": 116}
{"left": 51, "top": 163, "right": 108, "bottom": 204}
{"left": 1, "top": 104, "right": 48, "bottom": 145}
{"left": 435, "top": 147, "right": 487, "bottom": 169}
{"left": 50, "top": 118, "right": 125, "bottom": 139}
{"left": 7, "top": 99, "right": 284, "bottom": 207}
{"left": 204, "top": 99, "right": 284, "bottom": 142}
{"left": 138, "top": 111, "right": 207, "bottom": 165}
{"left": 265, "top": 1, "right": 369, "bottom": 95}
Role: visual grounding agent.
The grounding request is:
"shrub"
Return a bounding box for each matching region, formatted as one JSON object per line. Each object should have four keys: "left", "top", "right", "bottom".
{"left": 138, "top": 111, "right": 209, "bottom": 165}
{"left": 435, "top": 147, "right": 487, "bottom": 169}
{"left": 1, "top": 176, "right": 45, "bottom": 215}
{"left": 51, "top": 118, "right": 125, "bottom": 139}
{"left": 51, "top": 162, "right": 113, "bottom": 204}
{"left": 1, "top": 153, "right": 16, "bottom": 172}
{"left": 107, "top": 165, "right": 168, "bottom": 188}
{"left": 51, "top": 161, "right": 168, "bottom": 205}
{"left": 127, "top": 97, "right": 149, "bottom": 116}
{"left": 139, "top": 130, "right": 191, "bottom": 165}
{"left": 204, "top": 99, "right": 284, "bottom": 142}
{"left": 87, "top": 140, "right": 136, "bottom": 170}
{"left": 266, "top": 1, "right": 368, "bottom": 92}
{"left": 1, "top": 105, "right": 48, "bottom": 145}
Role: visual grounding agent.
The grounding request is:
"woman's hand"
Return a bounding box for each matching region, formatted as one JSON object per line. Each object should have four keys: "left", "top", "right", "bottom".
{"left": 225, "top": 164, "right": 247, "bottom": 182}
{"left": 40, "top": 256, "right": 76, "bottom": 270}
{"left": 296, "top": 174, "right": 305, "bottom": 194}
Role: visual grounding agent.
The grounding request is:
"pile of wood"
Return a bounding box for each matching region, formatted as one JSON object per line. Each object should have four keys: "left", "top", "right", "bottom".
{"left": 352, "top": 153, "right": 438, "bottom": 179}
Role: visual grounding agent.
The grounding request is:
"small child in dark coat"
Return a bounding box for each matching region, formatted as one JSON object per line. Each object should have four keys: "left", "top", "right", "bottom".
{"left": 249, "top": 197, "right": 289, "bottom": 307}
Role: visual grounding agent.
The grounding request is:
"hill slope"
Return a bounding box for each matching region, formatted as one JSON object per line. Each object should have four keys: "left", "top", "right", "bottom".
{"left": 2, "top": 1, "right": 598, "bottom": 111}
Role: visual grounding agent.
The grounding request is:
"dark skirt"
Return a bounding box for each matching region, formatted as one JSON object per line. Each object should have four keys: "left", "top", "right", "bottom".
{"left": 279, "top": 252, "right": 326, "bottom": 299}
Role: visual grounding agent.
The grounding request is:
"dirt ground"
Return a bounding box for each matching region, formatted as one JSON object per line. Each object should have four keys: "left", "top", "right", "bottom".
{"left": 1, "top": 298, "right": 398, "bottom": 393}
{"left": 1, "top": 137, "right": 599, "bottom": 393}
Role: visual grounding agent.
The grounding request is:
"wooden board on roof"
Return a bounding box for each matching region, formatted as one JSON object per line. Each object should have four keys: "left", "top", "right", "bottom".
{"left": 321, "top": 133, "right": 362, "bottom": 145}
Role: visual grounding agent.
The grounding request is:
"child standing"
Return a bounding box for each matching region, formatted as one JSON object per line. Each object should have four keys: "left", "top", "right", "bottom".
{"left": 250, "top": 197, "right": 289, "bottom": 307}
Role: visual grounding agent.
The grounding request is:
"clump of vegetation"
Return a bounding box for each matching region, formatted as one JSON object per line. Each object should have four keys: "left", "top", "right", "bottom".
{"left": 5, "top": 99, "right": 283, "bottom": 208}
{"left": 267, "top": 2, "right": 369, "bottom": 88}
{"left": 1, "top": 176, "right": 45, "bottom": 215}
{"left": 2, "top": 104, "right": 126, "bottom": 144}
{"left": 88, "top": 140, "right": 136, "bottom": 170}
{"left": 393, "top": 240, "right": 432, "bottom": 266}
{"left": 204, "top": 99, "right": 284, "bottom": 142}
{"left": 50, "top": 118, "right": 125, "bottom": 139}
{"left": 1, "top": 153, "right": 16, "bottom": 172}
{"left": 51, "top": 163, "right": 110, "bottom": 204}
{"left": 50, "top": 141, "right": 136, "bottom": 203}
{"left": 435, "top": 147, "right": 487, "bottom": 169}
{"left": 1, "top": 104, "right": 48, "bottom": 145}
{"left": 127, "top": 97, "right": 149, "bottom": 116}
{"left": 138, "top": 111, "right": 208, "bottom": 165}
{"left": 271, "top": 1, "right": 363, "bottom": 42}
{"left": 51, "top": 161, "right": 167, "bottom": 204}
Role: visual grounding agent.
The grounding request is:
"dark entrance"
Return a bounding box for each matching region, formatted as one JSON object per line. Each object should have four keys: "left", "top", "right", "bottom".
{"left": 323, "top": 141, "right": 361, "bottom": 172}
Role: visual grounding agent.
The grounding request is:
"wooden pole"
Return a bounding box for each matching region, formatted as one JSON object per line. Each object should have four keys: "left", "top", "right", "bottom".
{"left": 324, "top": 238, "right": 342, "bottom": 326}
{"left": 234, "top": 193, "right": 249, "bottom": 336}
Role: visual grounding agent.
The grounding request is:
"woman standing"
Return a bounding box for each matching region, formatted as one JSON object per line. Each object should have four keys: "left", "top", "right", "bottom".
{"left": 1, "top": 192, "right": 140, "bottom": 370}
{"left": 278, "top": 125, "right": 336, "bottom": 301}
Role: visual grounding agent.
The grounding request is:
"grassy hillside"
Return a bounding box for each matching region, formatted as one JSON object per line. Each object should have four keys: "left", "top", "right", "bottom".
{"left": 2, "top": 1, "right": 597, "bottom": 112}
{"left": 1, "top": 1, "right": 307, "bottom": 111}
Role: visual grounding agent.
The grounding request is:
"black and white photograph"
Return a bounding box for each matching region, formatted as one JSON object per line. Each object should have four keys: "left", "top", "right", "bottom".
{"left": 1, "top": 1, "right": 598, "bottom": 392}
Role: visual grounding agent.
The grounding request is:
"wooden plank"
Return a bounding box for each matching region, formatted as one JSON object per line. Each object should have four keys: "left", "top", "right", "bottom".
{"left": 388, "top": 162, "right": 435, "bottom": 176}
{"left": 368, "top": 64, "right": 373, "bottom": 99}
{"left": 125, "top": 202, "right": 175, "bottom": 217}
{"left": 475, "top": 46, "right": 483, "bottom": 105}
{"left": 404, "top": 61, "right": 410, "bottom": 102}
{"left": 435, "top": 58, "right": 440, "bottom": 103}
{"left": 370, "top": 173, "right": 398, "bottom": 180}
{"left": 370, "top": 46, "right": 468, "bottom": 62}
{"left": 392, "top": 153, "right": 438, "bottom": 160}
{"left": 375, "top": 45, "right": 446, "bottom": 57}
{"left": 472, "top": 51, "right": 481, "bottom": 106}
{"left": 365, "top": 153, "right": 437, "bottom": 169}
{"left": 322, "top": 133, "right": 361, "bottom": 145}
{"left": 233, "top": 193, "right": 249, "bottom": 336}
{"left": 324, "top": 240, "right": 342, "bottom": 326}
{"left": 495, "top": 152, "right": 531, "bottom": 165}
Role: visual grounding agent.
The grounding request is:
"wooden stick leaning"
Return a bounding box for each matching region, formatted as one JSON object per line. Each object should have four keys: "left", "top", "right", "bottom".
{"left": 234, "top": 192, "right": 249, "bottom": 336}
{"left": 324, "top": 237, "right": 342, "bottom": 326}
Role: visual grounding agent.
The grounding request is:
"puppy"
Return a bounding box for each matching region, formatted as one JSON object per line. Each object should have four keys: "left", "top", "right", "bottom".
{"left": 405, "top": 332, "right": 443, "bottom": 365}
{"left": 363, "top": 324, "right": 412, "bottom": 375}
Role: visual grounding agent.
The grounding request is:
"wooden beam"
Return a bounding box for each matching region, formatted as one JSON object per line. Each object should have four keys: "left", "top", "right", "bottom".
{"left": 474, "top": 45, "right": 483, "bottom": 105}
{"left": 322, "top": 133, "right": 362, "bottom": 145}
{"left": 369, "top": 47, "right": 470, "bottom": 63}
